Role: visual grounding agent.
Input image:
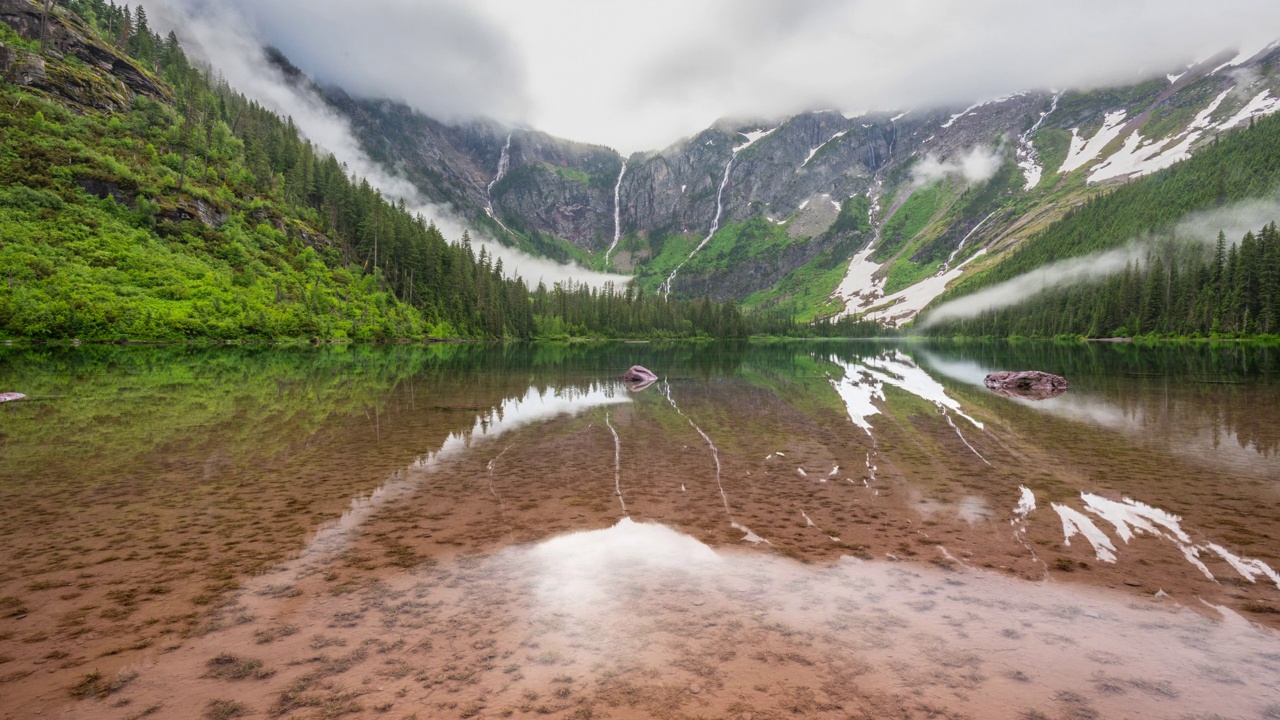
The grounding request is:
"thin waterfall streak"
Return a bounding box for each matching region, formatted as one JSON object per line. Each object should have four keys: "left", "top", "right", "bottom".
{"left": 487, "top": 134, "right": 512, "bottom": 197}
{"left": 1016, "top": 91, "right": 1062, "bottom": 190}
{"left": 941, "top": 407, "right": 991, "bottom": 465}
{"left": 485, "top": 134, "right": 515, "bottom": 236}
{"left": 604, "top": 161, "right": 628, "bottom": 266}
{"left": 663, "top": 380, "right": 731, "bottom": 515}
{"left": 940, "top": 211, "right": 997, "bottom": 274}
{"left": 662, "top": 155, "right": 734, "bottom": 297}
{"left": 606, "top": 412, "right": 626, "bottom": 516}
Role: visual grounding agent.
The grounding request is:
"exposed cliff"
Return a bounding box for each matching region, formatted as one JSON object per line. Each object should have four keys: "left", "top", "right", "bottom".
{"left": 0, "top": 0, "right": 167, "bottom": 111}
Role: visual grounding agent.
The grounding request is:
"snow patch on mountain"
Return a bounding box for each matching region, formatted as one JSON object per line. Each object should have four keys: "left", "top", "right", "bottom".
{"left": 833, "top": 247, "right": 987, "bottom": 326}
{"left": 803, "top": 130, "right": 848, "bottom": 167}
{"left": 1211, "top": 56, "right": 1246, "bottom": 76}
{"left": 737, "top": 128, "right": 777, "bottom": 152}
{"left": 1088, "top": 131, "right": 1195, "bottom": 184}
{"left": 1087, "top": 88, "right": 1271, "bottom": 184}
{"left": 1218, "top": 91, "right": 1280, "bottom": 131}
{"left": 1060, "top": 110, "right": 1128, "bottom": 175}
{"left": 863, "top": 251, "right": 987, "bottom": 326}
{"left": 834, "top": 247, "right": 884, "bottom": 312}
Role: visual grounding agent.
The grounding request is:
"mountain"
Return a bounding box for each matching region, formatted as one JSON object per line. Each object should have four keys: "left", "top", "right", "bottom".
{"left": 4, "top": 0, "right": 1277, "bottom": 342}
{"left": 0, "top": 0, "right": 769, "bottom": 342}
{"left": 321, "top": 43, "right": 1280, "bottom": 324}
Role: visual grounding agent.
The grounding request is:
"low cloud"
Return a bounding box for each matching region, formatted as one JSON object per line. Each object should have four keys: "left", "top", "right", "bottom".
{"left": 920, "top": 245, "right": 1145, "bottom": 326}
{"left": 1172, "top": 196, "right": 1280, "bottom": 243}
{"left": 146, "top": 1, "right": 627, "bottom": 289}
{"left": 157, "top": 0, "right": 528, "bottom": 124}
{"left": 912, "top": 146, "right": 1003, "bottom": 187}
{"left": 134, "top": 0, "right": 1280, "bottom": 154}
{"left": 920, "top": 196, "right": 1280, "bottom": 325}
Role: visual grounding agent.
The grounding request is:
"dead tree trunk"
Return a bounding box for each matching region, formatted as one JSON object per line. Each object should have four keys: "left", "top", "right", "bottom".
{"left": 39, "top": 0, "right": 54, "bottom": 55}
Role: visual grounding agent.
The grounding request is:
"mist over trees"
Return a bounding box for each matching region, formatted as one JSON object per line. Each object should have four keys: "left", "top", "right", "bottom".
{"left": 926, "top": 224, "right": 1280, "bottom": 338}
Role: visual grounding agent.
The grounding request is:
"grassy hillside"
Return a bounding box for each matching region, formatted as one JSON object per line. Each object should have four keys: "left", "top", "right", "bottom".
{"left": 0, "top": 0, "right": 765, "bottom": 342}
{"left": 943, "top": 112, "right": 1280, "bottom": 300}
{"left": 923, "top": 113, "right": 1280, "bottom": 338}
{"left": 0, "top": 93, "right": 425, "bottom": 341}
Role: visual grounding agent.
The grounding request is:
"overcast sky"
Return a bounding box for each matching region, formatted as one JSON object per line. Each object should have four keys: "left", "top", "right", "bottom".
{"left": 152, "top": 0, "right": 1280, "bottom": 153}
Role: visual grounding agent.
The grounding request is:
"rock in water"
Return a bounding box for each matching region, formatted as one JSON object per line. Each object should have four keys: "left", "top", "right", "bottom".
{"left": 0, "top": 393, "right": 25, "bottom": 403}
{"left": 984, "top": 371, "right": 1068, "bottom": 401}
{"left": 620, "top": 366, "right": 659, "bottom": 392}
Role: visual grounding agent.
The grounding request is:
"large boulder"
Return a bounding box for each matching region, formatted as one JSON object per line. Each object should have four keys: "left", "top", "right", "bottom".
{"left": 0, "top": 393, "right": 25, "bottom": 403}
{"left": 620, "top": 366, "right": 658, "bottom": 392}
{"left": 984, "top": 371, "right": 1068, "bottom": 401}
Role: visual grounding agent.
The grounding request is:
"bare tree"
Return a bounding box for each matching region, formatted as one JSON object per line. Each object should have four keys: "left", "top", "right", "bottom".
{"left": 39, "top": 0, "right": 54, "bottom": 55}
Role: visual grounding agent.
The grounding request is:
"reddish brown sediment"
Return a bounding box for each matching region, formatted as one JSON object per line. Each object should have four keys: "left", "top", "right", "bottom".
{"left": 2, "top": 353, "right": 1279, "bottom": 719}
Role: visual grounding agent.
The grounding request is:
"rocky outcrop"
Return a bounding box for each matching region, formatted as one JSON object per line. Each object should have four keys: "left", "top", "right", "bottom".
{"left": 0, "top": 0, "right": 169, "bottom": 110}
{"left": 76, "top": 177, "right": 136, "bottom": 207}
{"left": 984, "top": 371, "right": 1069, "bottom": 400}
{"left": 491, "top": 131, "right": 621, "bottom": 251}
{"left": 0, "top": 41, "right": 45, "bottom": 84}
{"left": 158, "top": 197, "right": 229, "bottom": 228}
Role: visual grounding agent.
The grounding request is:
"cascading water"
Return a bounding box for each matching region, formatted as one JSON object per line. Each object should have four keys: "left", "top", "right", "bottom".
{"left": 660, "top": 129, "right": 775, "bottom": 297}
{"left": 485, "top": 134, "right": 514, "bottom": 235}
{"left": 1016, "top": 92, "right": 1062, "bottom": 190}
{"left": 939, "top": 211, "right": 997, "bottom": 274}
{"left": 660, "top": 156, "right": 734, "bottom": 297}
{"left": 603, "top": 161, "right": 628, "bottom": 267}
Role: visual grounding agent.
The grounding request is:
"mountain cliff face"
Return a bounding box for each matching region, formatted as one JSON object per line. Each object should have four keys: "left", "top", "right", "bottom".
{"left": 326, "top": 42, "right": 1280, "bottom": 322}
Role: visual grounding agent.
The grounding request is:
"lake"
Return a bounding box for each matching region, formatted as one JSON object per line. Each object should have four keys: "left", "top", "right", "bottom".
{"left": 1, "top": 340, "right": 1278, "bottom": 719}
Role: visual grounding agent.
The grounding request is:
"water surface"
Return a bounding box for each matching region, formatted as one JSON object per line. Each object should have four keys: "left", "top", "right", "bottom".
{"left": 1, "top": 341, "right": 1277, "bottom": 719}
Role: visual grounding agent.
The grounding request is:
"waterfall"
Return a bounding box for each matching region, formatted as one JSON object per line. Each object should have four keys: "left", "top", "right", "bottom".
{"left": 604, "top": 160, "right": 628, "bottom": 267}
{"left": 660, "top": 155, "right": 735, "bottom": 297}
{"left": 1016, "top": 92, "right": 1062, "bottom": 190}
{"left": 660, "top": 128, "right": 775, "bottom": 297}
{"left": 940, "top": 211, "right": 997, "bottom": 274}
{"left": 485, "top": 134, "right": 514, "bottom": 235}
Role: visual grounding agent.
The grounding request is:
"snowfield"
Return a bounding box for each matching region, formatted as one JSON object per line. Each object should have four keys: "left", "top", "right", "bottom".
{"left": 1059, "top": 110, "right": 1128, "bottom": 174}
{"left": 1219, "top": 91, "right": 1280, "bottom": 131}
{"left": 1089, "top": 88, "right": 1280, "bottom": 184}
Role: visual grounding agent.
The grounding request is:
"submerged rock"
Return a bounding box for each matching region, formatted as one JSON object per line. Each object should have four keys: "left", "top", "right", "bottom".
{"left": 0, "top": 392, "right": 25, "bottom": 403}
{"left": 620, "top": 366, "right": 658, "bottom": 393}
{"left": 984, "top": 371, "right": 1068, "bottom": 400}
